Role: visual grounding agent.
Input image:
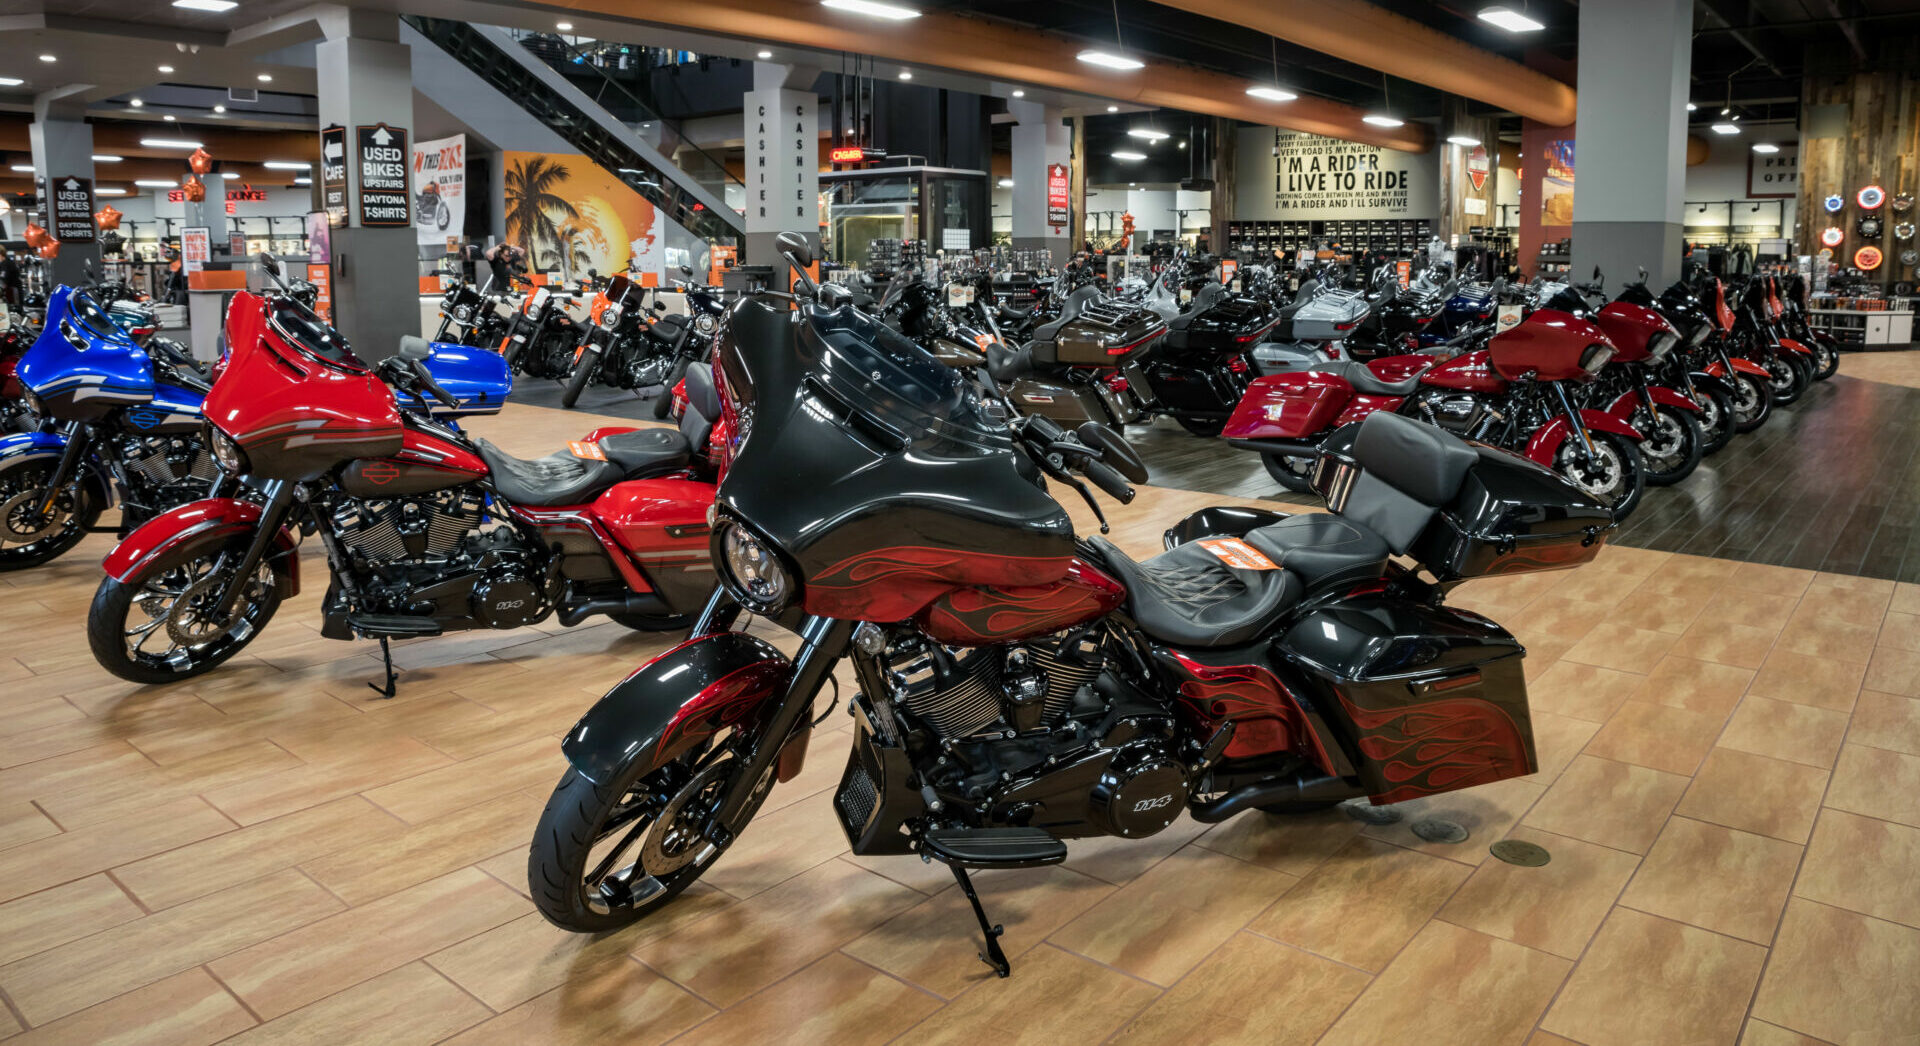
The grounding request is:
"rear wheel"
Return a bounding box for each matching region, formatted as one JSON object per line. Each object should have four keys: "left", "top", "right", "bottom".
{"left": 1728, "top": 373, "right": 1772, "bottom": 433}
{"left": 87, "top": 535, "right": 281, "bottom": 683}
{"left": 1812, "top": 338, "right": 1839, "bottom": 379}
{"left": 1262, "top": 452, "right": 1316, "bottom": 494}
{"left": 1633, "top": 405, "right": 1703, "bottom": 486}
{"left": 0, "top": 460, "right": 101, "bottom": 571}
{"left": 1175, "top": 416, "right": 1226, "bottom": 438}
{"left": 560, "top": 347, "right": 598, "bottom": 409}
{"left": 1554, "top": 430, "right": 1645, "bottom": 520}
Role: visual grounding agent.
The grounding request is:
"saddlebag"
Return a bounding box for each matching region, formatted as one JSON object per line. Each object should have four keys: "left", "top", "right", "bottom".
{"left": 1406, "top": 443, "right": 1613, "bottom": 580}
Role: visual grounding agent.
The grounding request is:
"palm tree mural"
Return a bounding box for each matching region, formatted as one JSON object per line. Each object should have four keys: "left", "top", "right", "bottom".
{"left": 504, "top": 156, "right": 576, "bottom": 267}
{"left": 554, "top": 216, "right": 609, "bottom": 285}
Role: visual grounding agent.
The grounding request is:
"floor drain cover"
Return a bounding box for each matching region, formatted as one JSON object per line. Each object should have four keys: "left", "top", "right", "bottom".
{"left": 1490, "top": 839, "right": 1551, "bottom": 867}
{"left": 1341, "top": 800, "right": 1403, "bottom": 825}
{"left": 1411, "top": 818, "right": 1468, "bottom": 844}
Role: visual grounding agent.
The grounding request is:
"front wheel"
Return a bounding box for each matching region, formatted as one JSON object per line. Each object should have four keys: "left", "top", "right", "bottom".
{"left": 0, "top": 460, "right": 102, "bottom": 571}
{"left": 1690, "top": 386, "right": 1735, "bottom": 455}
{"left": 86, "top": 534, "right": 281, "bottom": 684}
{"left": 1812, "top": 338, "right": 1839, "bottom": 379}
{"left": 560, "top": 347, "right": 599, "bottom": 409}
{"left": 530, "top": 743, "right": 770, "bottom": 933}
{"left": 1633, "top": 405, "right": 1703, "bottom": 486}
{"left": 1262, "top": 452, "right": 1316, "bottom": 493}
{"left": 1554, "top": 430, "right": 1646, "bottom": 521}
{"left": 1764, "top": 354, "right": 1805, "bottom": 406}
{"left": 1728, "top": 373, "right": 1772, "bottom": 433}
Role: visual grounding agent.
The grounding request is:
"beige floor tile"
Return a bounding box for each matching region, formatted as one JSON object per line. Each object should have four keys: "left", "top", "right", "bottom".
{"left": 1247, "top": 836, "right": 1470, "bottom": 971}
{"left": 1629, "top": 655, "right": 1755, "bottom": 719}
{"left": 1059, "top": 813, "right": 1213, "bottom": 886}
{"left": 114, "top": 796, "right": 399, "bottom": 911}
{"left": 1526, "top": 1034, "right": 1584, "bottom": 1046}
{"left": 1512, "top": 595, "right": 1614, "bottom": 640}
{"left": 1799, "top": 581, "right": 1892, "bottom": 626}
{"left": 0, "top": 967, "right": 256, "bottom": 1046}
{"left": 1111, "top": 932, "right": 1370, "bottom": 1046}
{"left": 0, "top": 875, "right": 145, "bottom": 968}
{"left": 1437, "top": 826, "right": 1639, "bottom": 959}
{"left": 1883, "top": 611, "right": 1920, "bottom": 652}
{"left": 702, "top": 790, "right": 851, "bottom": 899}
{"left": 1747, "top": 649, "right": 1865, "bottom": 712}
{"left": 209, "top": 866, "right": 527, "bottom": 1019}
{"left": 1613, "top": 587, "right": 1709, "bottom": 634}
{"left": 1849, "top": 689, "right": 1920, "bottom": 756}
{"left": 844, "top": 865, "right": 1111, "bottom": 998}
{"left": 1794, "top": 808, "right": 1920, "bottom": 928}
{"left": 1620, "top": 816, "right": 1802, "bottom": 943}
{"left": 1529, "top": 710, "right": 1601, "bottom": 785}
{"left": 1675, "top": 748, "right": 1829, "bottom": 843}
{"left": 0, "top": 796, "right": 234, "bottom": 905}
{"left": 1541, "top": 907, "right": 1766, "bottom": 1046}
{"left": 1717, "top": 696, "right": 1850, "bottom": 768}
{"left": 892, "top": 943, "right": 1161, "bottom": 1046}
{"left": 633, "top": 857, "right": 920, "bottom": 1008}
{"left": 1777, "top": 607, "right": 1879, "bottom": 664}
{"left": 1193, "top": 805, "right": 1363, "bottom": 878}
{"left": 1822, "top": 743, "right": 1920, "bottom": 828}
{"left": 667, "top": 953, "right": 941, "bottom": 1046}
{"left": 0, "top": 868, "right": 343, "bottom": 1026}
{"left": 1700, "top": 589, "right": 1800, "bottom": 633}
{"left": 201, "top": 735, "right": 455, "bottom": 826}
{"left": 1738, "top": 1018, "right": 1830, "bottom": 1045}
{"left": 1317, "top": 920, "right": 1569, "bottom": 1046}
{"left": 1726, "top": 562, "right": 1815, "bottom": 598}
{"left": 213, "top": 962, "right": 489, "bottom": 1046}
{"left": 1359, "top": 776, "right": 1546, "bottom": 865}
{"left": 1048, "top": 845, "right": 1297, "bottom": 986}
{"left": 1522, "top": 755, "right": 1689, "bottom": 854}
{"left": 441, "top": 954, "right": 712, "bottom": 1046}
{"left": 1561, "top": 623, "right": 1677, "bottom": 675}
{"left": 0, "top": 800, "right": 59, "bottom": 852}
{"left": 1752, "top": 898, "right": 1920, "bottom": 1045}
{"left": 1678, "top": 618, "right": 1782, "bottom": 671}
{"left": 1892, "top": 580, "right": 1920, "bottom": 616}
{"left": 299, "top": 790, "right": 544, "bottom": 906}
{"left": 35, "top": 741, "right": 306, "bottom": 831}
{"left": 1582, "top": 699, "right": 1724, "bottom": 775}
{"left": 360, "top": 736, "right": 562, "bottom": 824}
{"left": 1528, "top": 661, "right": 1644, "bottom": 723}
{"left": 1864, "top": 645, "right": 1920, "bottom": 696}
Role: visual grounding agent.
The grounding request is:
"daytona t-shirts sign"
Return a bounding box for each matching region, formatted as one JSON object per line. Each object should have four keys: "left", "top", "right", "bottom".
{"left": 356, "top": 123, "right": 411, "bottom": 227}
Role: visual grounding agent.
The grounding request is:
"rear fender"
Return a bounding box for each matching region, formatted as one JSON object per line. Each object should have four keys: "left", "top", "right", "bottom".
{"left": 103, "top": 497, "right": 299, "bottom": 597}
{"left": 560, "top": 631, "right": 795, "bottom": 786}
{"left": 0, "top": 430, "right": 116, "bottom": 509}
{"left": 1524, "top": 409, "right": 1643, "bottom": 465}
{"left": 1222, "top": 371, "right": 1354, "bottom": 441}
{"left": 579, "top": 426, "right": 639, "bottom": 443}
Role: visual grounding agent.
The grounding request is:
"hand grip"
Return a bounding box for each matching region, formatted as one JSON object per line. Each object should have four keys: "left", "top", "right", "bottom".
{"left": 1081, "top": 458, "right": 1136, "bottom": 504}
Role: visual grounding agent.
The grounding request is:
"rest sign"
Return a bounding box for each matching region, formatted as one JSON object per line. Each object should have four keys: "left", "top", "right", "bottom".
{"left": 355, "top": 123, "right": 411, "bottom": 227}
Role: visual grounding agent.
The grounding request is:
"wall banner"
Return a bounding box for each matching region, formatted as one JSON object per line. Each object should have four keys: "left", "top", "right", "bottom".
{"left": 1748, "top": 144, "right": 1798, "bottom": 199}
{"left": 1235, "top": 128, "right": 1438, "bottom": 221}
{"left": 412, "top": 133, "right": 466, "bottom": 245}
{"left": 503, "top": 151, "right": 713, "bottom": 286}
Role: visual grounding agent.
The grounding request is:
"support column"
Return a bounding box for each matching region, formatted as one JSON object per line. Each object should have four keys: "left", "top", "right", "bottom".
{"left": 1069, "top": 117, "right": 1087, "bottom": 254}
{"left": 744, "top": 62, "right": 819, "bottom": 266}
{"left": 1570, "top": 0, "right": 1690, "bottom": 292}
{"left": 1008, "top": 101, "right": 1069, "bottom": 259}
{"left": 28, "top": 94, "right": 100, "bottom": 286}
{"left": 315, "top": 7, "right": 418, "bottom": 359}
{"left": 1209, "top": 116, "right": 1236, "bottom": 257}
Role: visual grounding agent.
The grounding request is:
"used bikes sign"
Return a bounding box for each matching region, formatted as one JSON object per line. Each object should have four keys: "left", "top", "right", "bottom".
{"left": 52, "top": 176, "right": 97, "bottom": 243}
{"left": 1047, "top": 163, "right": 1069, "bottom": 229}
{"left": 319, "top": 125, "right": 349, "bottom": 227}
{"left": 355, "top": 123, "right": 411, "bottom": 227}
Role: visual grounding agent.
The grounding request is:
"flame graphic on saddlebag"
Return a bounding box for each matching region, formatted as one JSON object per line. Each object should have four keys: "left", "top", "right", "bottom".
{"left": 1337, "top": 691, "right": 1531, "bottom": 804}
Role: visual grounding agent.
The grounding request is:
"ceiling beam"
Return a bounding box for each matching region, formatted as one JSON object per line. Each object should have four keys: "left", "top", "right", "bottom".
{"left": 1146, "top": 0, "right": 1576, "bottom": 125}
{"left": 1694, "top": 0, "right": 1784, "bottom": 77}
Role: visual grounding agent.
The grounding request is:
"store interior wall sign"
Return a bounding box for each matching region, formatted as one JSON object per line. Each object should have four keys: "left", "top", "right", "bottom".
{"left": 355, "top": 122, "right": 411, "bottom": 227}
{"left": 319, "top": 125, "right": 348, "bottom": 228}
{"left": 50, "top": 176, "right": 96, "bottom": 244}
{"left": 1234, "top": 128, "right": 1439, "bottom": 221}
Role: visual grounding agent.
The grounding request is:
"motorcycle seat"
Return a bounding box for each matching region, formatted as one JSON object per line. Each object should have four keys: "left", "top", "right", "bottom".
{"left": 598, "top": 428, "right": 693, "bottom": 475}
{"left": 1088, "top": 536, "right": 1302, "bottom": 648}
{"left": 998, "top": 303, "right": 1034, "bottom": 323}
{"left": 1325, "top": 359, "right": 1427, "bottom": 396}
{"left": 1030, "top": 285, "right": 1102, "bottom": 343}
{"left": 1244, "top": 514, "right": 1390, "bottom": 591}
{"left": 473, "top": 428, "right": 692, "bottom": 507}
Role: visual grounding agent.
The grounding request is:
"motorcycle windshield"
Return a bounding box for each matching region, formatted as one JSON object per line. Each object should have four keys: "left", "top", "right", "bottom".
{"left": 797, "top": 305, "right": 1010, "bottom": 453}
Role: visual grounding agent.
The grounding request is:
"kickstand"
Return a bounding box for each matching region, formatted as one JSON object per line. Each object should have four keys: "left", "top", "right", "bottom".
{"left": 947, "top": 862, "right": 1011, "bottom": 978}
{"left": 367, "top": 637, "right": 399, "bottom": 699}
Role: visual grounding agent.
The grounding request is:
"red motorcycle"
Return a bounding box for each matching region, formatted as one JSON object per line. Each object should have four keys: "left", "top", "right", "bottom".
{"left": 1579, "top": 299, "right": 1705, "bottom": 486}
{"left": 1228, "top": 308, "right": 1647, "bottom": 518}
{"left": 86, "top": 254, "right": 724, "bottom": 691}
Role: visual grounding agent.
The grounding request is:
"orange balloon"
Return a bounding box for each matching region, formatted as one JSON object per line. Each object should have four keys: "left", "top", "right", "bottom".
{"left": 38, "top": 238, "right": 60, "bottom": 259}
{"left": 189, "top": 147, "right": 213, "bottom": 175}
{"left": 22, "top": 222, "right": 48, "bottom": 249}
{"left": 94, "top": 204, "right": 123, "bottom": 230}
{"left": 183, "top": 175, "right": 206, "bottom": 203}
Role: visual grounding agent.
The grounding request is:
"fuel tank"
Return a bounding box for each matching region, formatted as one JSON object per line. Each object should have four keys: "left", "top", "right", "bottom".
{"left": 919, "top": 558, "right": 1125, "bottom": 645}
{"left": 1419, "top": 349, "right": 1507, "bottom": 394}
{"left": 337, "top": 421, "right": 488, "bottom": 497}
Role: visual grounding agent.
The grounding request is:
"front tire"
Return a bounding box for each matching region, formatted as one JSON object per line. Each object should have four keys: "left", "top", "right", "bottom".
{"left": 1554, "top": 430, "right": 1646, "bottom": 521}
{"left": 1812, "top": 338, "right": 1839, "bottom": 379}
{"left": 1765, "top": 353, "right": 1805, "bottom": 406}
{"left": 87, "top": 534, "right": 281, "bottom": 684}
{"left": 560, "top": 348, "right": 599, "bottom": 409}
{"left": 1728, "top": 373, "right": 1772, "bottom": 433}
{"left": 1634, "top": 405, "right": 1703, "bottom": 486}
{"left": 1690, "top": 386, "right": 1735, "bottom": 455}
{"left": 0, "top": 460, "right": 102, "bottom": 571}
{"left": 1262, "top": 452, "right": 1316, "bottom": 494}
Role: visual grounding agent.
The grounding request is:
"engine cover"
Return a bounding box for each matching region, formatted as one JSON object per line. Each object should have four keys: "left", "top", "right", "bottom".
{"left": 471, "top": 564, "right": 542, "bottom": 628}
{"left": 1087, "top": 746, "right": 1187, "bottom": 838}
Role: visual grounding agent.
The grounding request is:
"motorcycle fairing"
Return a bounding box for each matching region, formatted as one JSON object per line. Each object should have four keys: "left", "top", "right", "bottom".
{"left": 1524, "top": 410, "right": 1645, "bottom": 464}
{"left": 18, "top": 286, "right": 156, "bottom": 421}
{"left": 123, "top": 383, "right": 209, "bottom": 436}
{"left": 102, "top": 497, "right": 300, "bottom": 597}
{"left": 1601, "top": 386, "right": 1702, "bottom": 420}
{"left": 561, "top": 631, "right": 794, "bottom": 785}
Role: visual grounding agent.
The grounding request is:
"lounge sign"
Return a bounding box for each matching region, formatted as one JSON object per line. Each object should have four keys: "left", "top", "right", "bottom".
{"left": 52, "top": 176, "right": 97, "bottom": 243}
{"left": 355, "top": 123, "right": 410, "bottom": 227}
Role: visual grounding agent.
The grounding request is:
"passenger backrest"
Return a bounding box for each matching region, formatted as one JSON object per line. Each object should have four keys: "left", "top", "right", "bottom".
{"left": 1335, "top": 412, "right": 1479, "bottom": 553}
{"left": 679, "top": 363, "right": 720, "bottom": 450}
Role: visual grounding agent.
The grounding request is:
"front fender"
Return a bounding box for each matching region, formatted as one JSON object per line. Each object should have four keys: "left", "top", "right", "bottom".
{"left": 561, "top": 631, "right": 795, "bottom": 786}
{"left": 0, "top": 430, "right": 115, "bottom": 508}
{"left": 1605, "top": 385, "right": 1700, "bottom": 417}
{"left": 103, "top": 497, "right": 299, "bottom": 596}
{"left": 1776, "top": 337, "right": 1813, "bottom": 356}
{"left": 1688, "top": 371, "right": 1734, "bottom": 399}
{"left": 1706, "top": 358, "right": 1771, "bottom": 379}
{"left": 1524, "top": 409, "right": 1643, "bottom": 465}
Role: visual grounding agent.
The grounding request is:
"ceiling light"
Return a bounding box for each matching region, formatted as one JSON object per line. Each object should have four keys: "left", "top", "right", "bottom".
{"left": 163, "top": 115, "right": 176, "bottom": 121}
{"left": 263, "top": 161, "right": 310, "bottom": 170}
{"left": 898, "top": 71, "right": 912, "bottom": 80}
{"left": 140, "top": 138, "right": 203, "bottom": 149}
{"left": 1477, "top": 6, "right": 1545, "bottom": 32}
{"left": 555, "top": 21, "right": 573, "bottom": 31}
{"left": 1710, "top": 122, "right": 1739, "bottom": 135}
{"left": 256, "top": 73, "right": 272, "bottom": 82}
{"left": 820, "top": 0, "right": 922, "bottom": 20}
{"left": 129, "top": 98, "right": 143, "bottom": 107}
{"left": 158, "top": 65, "right": 175, "bottom": 73}
{"left": 1686, "top": 102, "right": 1697, "bottom": 111}
{"left": 213, "top": 104, "right": 225, "bottom": 113}
{"left": 1111, "top": 150, "right": 1146, "bottom": 160}
{"left": 1011, "top": 89, "right": 1024, "bottom": 98}
{"left": 1752, "top": 142, "right": 1780, "bottom": 153}
{"left": 756, "top": 50, "right": 772, "bottom": 59}
{"left": 135, "top": 179, "right": 178, "bottom": 187}
{"left": 1246, "top": 86, "right": 1298, "bottom": 103}
{"left": 1076, "top": 50, "right": 1144, "bottom": 70}
{"left": 294, "top": 176, "right": 311, "bottom": 185}
{"left": 1127, "top": 128, "right": 1169, "bottom": 141}
{"left": 1446, "top": 134, "right": 1481, "bottom": 146}
{"left": 8, "top": 165, "right": 33, "bottom": 173}
{"left": 92, "top": 154, "right": 122, "bottom": 162}
{"left": 1129, "top": 182, "right": 1136, "bottom": 187}
{"left": 96, "top": 187, "right": 128, "bottom": 195}
{"left": 1362, "top": 114, "right": 1404, "bottom": 127}
{"left": 0, "top": 78, "right": 23, "bottom": 87}
{"left": 38, "top": 54, "right": 56, "bottom": 63}
{"left": 1106, "top": 105, "right": 1119, "bottom": 112}
{"left": 216, "top": 171, "right": 238, "bottom": 179}
{"left": 172, "top": 0, "right": 240, "bottom": 10}
{"left": 997, "top": 178, "right": 1014, "bottom": 188}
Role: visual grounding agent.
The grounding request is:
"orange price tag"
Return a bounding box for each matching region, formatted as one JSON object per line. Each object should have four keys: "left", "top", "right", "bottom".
{"left": 567, "top": 440, "right": 607, "bottom": 461}
{"left": 1196, "top": 537, "right": 1279, "bottom": 571}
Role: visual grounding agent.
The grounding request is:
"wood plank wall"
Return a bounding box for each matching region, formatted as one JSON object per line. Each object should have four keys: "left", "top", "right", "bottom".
{"left": 1796, "top": 39, "right": 1920, "bottom": 290}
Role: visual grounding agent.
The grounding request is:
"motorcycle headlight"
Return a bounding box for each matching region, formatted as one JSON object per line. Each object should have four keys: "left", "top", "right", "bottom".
{"left": 1579, "top": 343, "right": 1615, "bottom": 376}
{"left": 716, "top": 518, "right": 796, "bottom": 613}
{"left": 208, "top": 427, "right": 249, "bottom": 474}
{"left": 22, "top": 389, "right": 44, "bottom": 416}
{"left": 602, "top": 303, "right": 622, "bottom": 327}
{"left": 1647, "top": 331, "right": 1677, "bottom": 360}
{"left": 454, "top": 304, "right": 473, "bottom": 322}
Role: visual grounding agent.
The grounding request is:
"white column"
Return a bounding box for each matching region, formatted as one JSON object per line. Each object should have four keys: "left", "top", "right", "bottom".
{"left": 1009, "top": 100, "right": 1070, "bottom": 257}
{"left": 28, "top": 94, "right": 100, "bottom": 286}
{"left": 744, "top": 62, "right": 819, "bottom": 265}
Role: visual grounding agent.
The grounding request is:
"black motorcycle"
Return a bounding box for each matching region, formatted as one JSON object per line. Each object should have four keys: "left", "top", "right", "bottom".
{"left": 562, "top": 269, "right": 727, "bottom": 414}
{"left": 501, "top": 281, "right": 588, "bottom": 381}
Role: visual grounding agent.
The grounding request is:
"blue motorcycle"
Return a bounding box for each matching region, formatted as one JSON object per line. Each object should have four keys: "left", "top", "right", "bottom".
{"left": 0, "top": 284, "right": 512, "bottom": 570}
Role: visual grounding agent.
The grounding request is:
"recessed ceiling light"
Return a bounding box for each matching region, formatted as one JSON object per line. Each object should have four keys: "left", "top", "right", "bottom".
{"left": 1477, "top": 6, "right": 1545, "bottom": 32}
{"left": 1111, "top": 150, "right": 1146, "bottom": 160}
{"left": 556, "top": 21, "right": 573, "bottom": 31}
{"left": 38, "top": 54, "right": 56, "bottom": 63}
{"left": 294, "top": 176, "right": 311, "bottom": 185}
{"left": 8, "top": 165, "right": 33, "bottom": 173}
{"left": 129, "top": 98, "right": 143, "bottom": 107}
{"left": 1077, "top": 50, "right": 1144, "bottom": 70}
{"left": 756, "top": 50, "right": 772, "bottom": 59}
{"left": 140, "top": 138, "right": 203, "bottom": 149}
{"left": 0, "top": 78, "right": 23, "bottom": 87}
{"left": 256, "top": 73, "right": 272, "bottom": 82}
{"left": 1752, "top": 143, "right": 1780, "bottom": 153}
{"left": 1127, "top": 128, "right": 1170, "bottom": 141}
{"left": 135, "top": 179, "right": 178, "bottom": 187}
{"left": 213, "top": 104, "right": 225, "bottom": 113}
{"left": 172, "top": 0, "right": 240, "bottom": 10}
{"left": 1711, "top": 121, "right": 1739, "bottom": 135}
{"left": 1446, "top": 134, "right": 1481, "bottom": 146}
{"left": 96, "top": 187, "right": 128, "bottom": 195}
{"left": 92, "top": 154, "right": 122, "bottom": 162}
{"left": 820, "top": 0, "right": 921, "bottom": 20}
{"left": 1246, "top": 86, "right": 1297, "bottom": 102}
{"left": 216, "top": 171, "right": 238, "bottom": 179}
{"left": 1362, "top": 114, "right": 1404, "bottom": 127}
{"left": 163, "top": 114, "right": 176, "bottom": 121}
{"left": 1685, "top": 102, "right": 1697, "bottom": 111}
{"left": 997, "top": 177, "right": 1013, "bottom": 188}
{"left": 1011, "top": 89, "right": 1024, "bottom": 98}
{"left": 898, "top": 70, "right": 912, "bottom": 80}
{"left": 1106, "top": 105, "right": 1119, "bottom": 112}
{"left": 1129, "top": 182, "right": 1136, "bottom": 187}
{"left": 263, "top": 161, "right": 310, "bottom": 170}
{"left": 158, "top": 65, "right": 175, "bottom": 73}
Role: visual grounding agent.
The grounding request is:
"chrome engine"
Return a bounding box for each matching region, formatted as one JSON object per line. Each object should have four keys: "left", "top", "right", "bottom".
{"left": 325, "top": 493, "right": 549, "bottom": 631}
{"left": 116, "top": 435, "right": 220, "bottom": 522}
{"left": 1413, "top": 388, "right": 1486, "bottom": 434}
{"left": 329, "top": 490, "right": 485, "bottom": 564}
{"left": 892, "top": 626, "right": 1105, "bottom": 740}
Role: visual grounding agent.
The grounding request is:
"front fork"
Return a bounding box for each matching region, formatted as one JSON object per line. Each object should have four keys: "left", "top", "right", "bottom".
{"left": 710, "top": 615, "right": 856, "bottom": 838}
{"left": 1548, "top": 381, "right": 1601, "bottom": 461}
{"left": 212, "top": 479, "right": 296, "bottom": 620}
{"left": 38, "top": 421, "right": 90, "bottom": 515}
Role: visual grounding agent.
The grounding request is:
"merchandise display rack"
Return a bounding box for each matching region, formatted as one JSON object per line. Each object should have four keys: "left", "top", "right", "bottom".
{"left": 1227, "top": 218, "right": 1432, "bottom": 256}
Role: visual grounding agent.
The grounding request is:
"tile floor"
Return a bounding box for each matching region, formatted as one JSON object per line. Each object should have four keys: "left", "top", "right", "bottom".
{"left": 3, "top": 372, "right": 1919, "bottom": 1045}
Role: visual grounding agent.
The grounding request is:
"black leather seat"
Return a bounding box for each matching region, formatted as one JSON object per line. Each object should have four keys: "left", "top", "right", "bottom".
{"left": 473, "top": 440, "right": 625, "bottom": 506}
{"left": 598, "top": 428, "right": 691, "bottom": 474}
{"left": 1325, "top": 359, "right": 1429, "bottom": 396}
{"left": 1030, "top": 285, "right": 1101, "bottom": 344}
{"left": 998, "top": 303, "right": 1033, "bottom": 323}
{"left": 1090, "top": 537, "right": 1301, "bottom": 648}
{"left": 1245, "top": 514, "right": 1390, "bottom": 591}
{"left": 1167, "top": 283, "right": 1227, "bottom": 332}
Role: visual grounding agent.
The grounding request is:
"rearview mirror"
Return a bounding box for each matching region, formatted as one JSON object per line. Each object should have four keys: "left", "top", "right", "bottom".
{"left": 774, "top": 230, "right": 813, "bottom": 270}
{"left": 256, "top": 251, "right": 280, "bottom": 278}
{"left": 1077, "top": 422, "right": 1149, "bottom": 484}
